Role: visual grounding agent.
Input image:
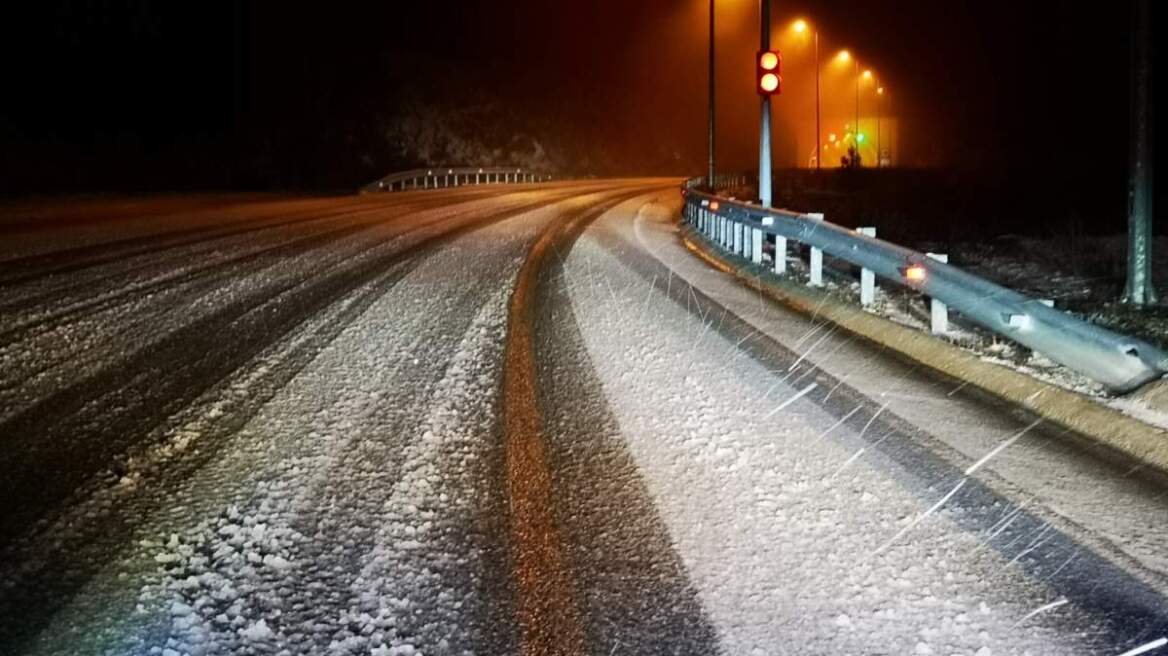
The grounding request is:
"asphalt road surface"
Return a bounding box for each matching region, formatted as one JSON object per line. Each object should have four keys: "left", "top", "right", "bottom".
{"left": 1, "top": 181, "right": 1166, "bottom": 656}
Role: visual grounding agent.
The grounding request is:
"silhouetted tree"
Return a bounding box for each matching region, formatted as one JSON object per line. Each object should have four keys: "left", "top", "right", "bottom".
{"left": 841, "top": 145, "right": 862, "bottom": 169}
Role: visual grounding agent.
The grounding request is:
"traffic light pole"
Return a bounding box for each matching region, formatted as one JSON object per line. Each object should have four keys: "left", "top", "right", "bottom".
{"left": 708, "top": 0, "right": 716, "bottom": 190}
{"left": 1124, "top": 0, "right": 1156, "bottom": 306}
{"left": 758, "top": 0, "right": 772, "bottom": 207}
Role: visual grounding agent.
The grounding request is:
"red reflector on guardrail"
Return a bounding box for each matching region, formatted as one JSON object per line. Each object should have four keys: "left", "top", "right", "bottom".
{"left": 905, "top": 264, "right": 927, "bottom": 282}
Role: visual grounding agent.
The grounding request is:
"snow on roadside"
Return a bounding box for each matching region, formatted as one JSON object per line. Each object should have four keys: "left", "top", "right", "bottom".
{"left": 636, "top": 200, "right": 1168, "bottom": 592}
{"left": 563, "top": 207, "right": 1099, "bottom": 654}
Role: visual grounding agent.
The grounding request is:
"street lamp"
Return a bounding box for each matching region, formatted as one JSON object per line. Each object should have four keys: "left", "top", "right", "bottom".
{"left": 833, "top": 50, "right": 861, "bottom": 166}
{"left": 790, "top": 18, "right": 820, "bottom": 171}
{"left": 876, "top": 83, "right": 885, "bottom": 167}
{"left": 707, "top": 0, "right": 715, "bottom": 189}
{"left": 854, "top": 60, "right": 861, "bottom": 166}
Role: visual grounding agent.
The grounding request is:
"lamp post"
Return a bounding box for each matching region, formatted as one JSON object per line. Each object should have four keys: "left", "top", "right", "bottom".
{"left": 792, "top": 19, "right": 819, "bottom": 171}
{"left": 707, "top": 0, "right": 716, "bottom": 189}
{"left": 876, "top": 84, "right": 884, "bottom": 167}
{"left": 815, "top": 28, "right": 820, "bottom": 171}
{"left": 835, "top": 49, "right": 861, "bottom": 167}
{"left": 854, "top": 60, "right": 861, "bottom": 166}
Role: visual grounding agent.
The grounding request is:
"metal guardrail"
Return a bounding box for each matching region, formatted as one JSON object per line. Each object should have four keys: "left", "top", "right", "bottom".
{"left": 681, "top": 180, "right": 1168, "bottom": 393}
{"left": 685, "top": 173, "right": 750, "bottom": 192}
{"left": 363, "top": 167, "right": 552, "bottom": 193}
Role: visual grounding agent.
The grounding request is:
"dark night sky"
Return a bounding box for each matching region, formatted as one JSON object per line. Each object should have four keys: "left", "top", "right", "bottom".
{"left": 0, "top": 0, "right": 1162, "bottom": 230}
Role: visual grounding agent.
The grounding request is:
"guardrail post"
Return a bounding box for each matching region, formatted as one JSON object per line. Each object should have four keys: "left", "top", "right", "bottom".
{"left": 807, "top": 213, "right": 825, "bottom": 287}
{"left": 857, "top": 227, "right": 877, "bottom": 306}
{"left": 927, "top": 252, "right": 949, "bottom": 334}
{"left": 751, "top": 226, "right": 763, "bottom": 264}
{"left": 774, "top": 235, "right": 787, "bottom": 274}
{"left": 733, "top": 220, "right": 743, "bottom": 255}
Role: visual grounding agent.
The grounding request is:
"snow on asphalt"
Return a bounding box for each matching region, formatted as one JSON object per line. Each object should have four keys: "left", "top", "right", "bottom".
{"left": 561, "top": 198, "right": 1103, "bottom": 654}
{"left": 4, "top": 186, "right": 1165, "bottom": 656}
{"left": 6, "top": 193, "right": 615, "bottom": 655}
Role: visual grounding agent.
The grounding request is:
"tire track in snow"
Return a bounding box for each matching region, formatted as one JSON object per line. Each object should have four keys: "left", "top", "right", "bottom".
{"left": 0, "top": 185, "right": 643, "bottom": 655}
{"left": 0, "top": 192, "right": 486, "bottom": 286}
{"left": 532, "top": 195, "right": 721, "bottom": 656}
{"left": 501, "top": 188, "right": 662, "bottom": 656}
{"left": 0, "top": 190, "right": 584, "bottom": 546}
{"left": 0, "top": 254, "right": 423, "bottom": 653}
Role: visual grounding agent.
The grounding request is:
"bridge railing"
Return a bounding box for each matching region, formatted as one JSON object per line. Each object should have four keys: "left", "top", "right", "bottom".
{"left": 681, "top": 180, "right": 1168, "bottom": 393}
{"left": 685, "top": 173, "right": 750, "bottom": 192}
{"left": 363, "top": 167, "right": 552, "bottom": 193}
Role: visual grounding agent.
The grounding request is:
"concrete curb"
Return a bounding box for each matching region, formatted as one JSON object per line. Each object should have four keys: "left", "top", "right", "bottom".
{"left": 679, "top": 225, "right": 1168, "bottom": 475}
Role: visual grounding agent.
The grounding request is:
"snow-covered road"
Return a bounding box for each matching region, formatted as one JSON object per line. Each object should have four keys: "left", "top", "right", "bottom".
{"left": 0, "top": 182, "right": 1165, "bottom": 655}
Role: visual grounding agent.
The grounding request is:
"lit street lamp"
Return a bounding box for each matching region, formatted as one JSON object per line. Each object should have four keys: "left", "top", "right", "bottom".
{"left": 876, "top": 83, "right": 886, "bottom": 167}
{"left": 707, "top": 0, "right": 715, "bottom": 188}
{"left": 791, "top": 19, "right": 820, "bottom": 171}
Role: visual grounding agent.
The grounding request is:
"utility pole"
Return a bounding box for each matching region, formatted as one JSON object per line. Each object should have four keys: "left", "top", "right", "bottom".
{"left": 708, "top": 0, "right": 716, "bottom": 189}
{"left": 1124, "top": 0, "right": 1156, "bottom": 305}
{"left": 758, "top": 0, "right": 772, "bottom": 207}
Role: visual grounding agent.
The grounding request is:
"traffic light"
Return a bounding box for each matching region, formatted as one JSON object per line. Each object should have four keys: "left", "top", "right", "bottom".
{"left": 757, "top": 50, "right": 782, "bottom": 95}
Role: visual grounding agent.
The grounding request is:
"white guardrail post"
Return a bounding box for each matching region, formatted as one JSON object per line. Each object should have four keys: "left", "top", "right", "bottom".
{"left": 857, "top": 227, "right": 877, "bottom": 306}
{"left": 680, "top": 182, "right": 1168, "bottom": 392}
{"left": 927, "top": 252, "right": 949, "bottom": 334}
{"left": 765, "top": 215, "right": 786, "bottom": 274}
{"left": 807, "top": 212, "right": 825, "bottom": 287}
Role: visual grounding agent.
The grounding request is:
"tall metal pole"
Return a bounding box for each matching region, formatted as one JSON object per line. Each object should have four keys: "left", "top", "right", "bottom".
{"left": 707, "top": 0, "right": 716, "bottom": 189}
{"left": 855, "top": 59, "right": 861, "bottom": 167}
{"left": 758, "top": 0, "right": 772, "bottom": 206}
{"left": 1124, "top": 0, "right": 1156, "bottom": 305}
{"left": 814, "top": 30, "right": 821, "bottom": 171}
{"left": 876, "top": 79, "right": 882, "bottom": 168}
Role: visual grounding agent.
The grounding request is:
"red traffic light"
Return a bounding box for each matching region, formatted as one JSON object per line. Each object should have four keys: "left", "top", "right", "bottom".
{"left": 757, "top": 50, "right": 782, "bottom": 95}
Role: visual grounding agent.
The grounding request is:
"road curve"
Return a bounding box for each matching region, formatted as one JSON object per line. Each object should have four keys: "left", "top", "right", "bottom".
{"left": 0, "top": 180, "right": 1165, "bottom": 656}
